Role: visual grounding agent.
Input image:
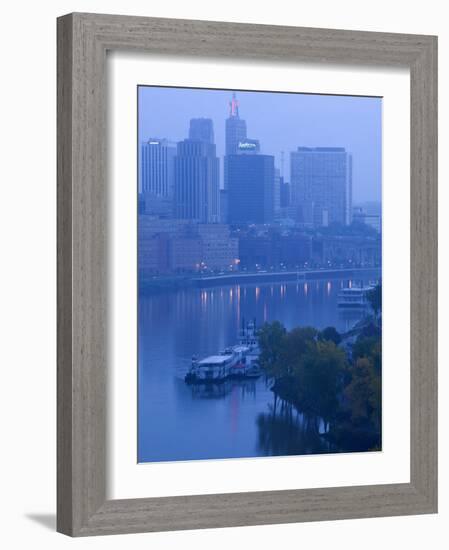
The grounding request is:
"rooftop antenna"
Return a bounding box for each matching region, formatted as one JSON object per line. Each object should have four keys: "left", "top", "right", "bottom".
{"left": 229, "top": 92, "right": 239, "bottom": 118}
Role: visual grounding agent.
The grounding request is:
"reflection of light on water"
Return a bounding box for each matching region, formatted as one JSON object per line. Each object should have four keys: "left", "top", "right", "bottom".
{"left": 319, "top": 418, "right": 327, "bottom": 433}
{"left": 255, "top": 287, "right": 260, "bottom": 301}
{"left": 326, "top": 281, "right": 331, "bottom": 296}
{"left": 236, "top": 286, "right": 241, "bottom": 324}
{"left": 229, "top": 287, "right": 233, "bottom": 301}
{"left": 139, "top": 273, "right": 378, "bottom": 461}
{"left": 349, "top": 279, "right": 352, "bottom": 288}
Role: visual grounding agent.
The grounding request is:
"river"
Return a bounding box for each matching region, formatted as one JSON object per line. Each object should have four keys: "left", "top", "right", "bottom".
{"left": 138, "top": 272, "right": 379, "bottom": 463}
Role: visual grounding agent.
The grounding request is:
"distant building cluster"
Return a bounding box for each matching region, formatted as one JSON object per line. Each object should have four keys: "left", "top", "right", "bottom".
{"left": 352, "top": 205, "right": 382, "bottom": 233}
{"left": 138, "top": 219, "right": 239, "bottom": 275}
{"left": 139, "top": 93, "right": 381, "bottom": 278}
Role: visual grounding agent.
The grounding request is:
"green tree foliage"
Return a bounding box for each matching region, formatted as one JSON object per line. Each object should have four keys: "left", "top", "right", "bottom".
{"left": 345, "top": 356, "right": 381, "bottom": 432}
{"left": 258, "top": 317, "right": 382, "bottom": 447}
{"left": 297, "top": 341, "right": 347, "bottom": 422}
{"left": 318, "top": 326, "right": 342, "bottom": 345}
{"left": 258, "top": 322, "right": 347, "bottom": 422}
{"left": 281, "top": 326, "right": 318, "bottom": 374}
{"left": 257, "top": 321, "right": 287, "bottom": 378}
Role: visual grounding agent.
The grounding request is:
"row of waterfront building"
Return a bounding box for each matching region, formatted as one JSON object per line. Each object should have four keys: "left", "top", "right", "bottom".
{"left": 138, "top": 219, "right": 381, "bottom": 277}
{"left": 139, "top": 93, "right": 356, "bottom": 228}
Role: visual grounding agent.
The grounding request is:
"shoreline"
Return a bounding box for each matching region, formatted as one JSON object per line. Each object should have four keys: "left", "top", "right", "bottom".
{"left": 139, "top": 266, "right": 381, "bottom": 293}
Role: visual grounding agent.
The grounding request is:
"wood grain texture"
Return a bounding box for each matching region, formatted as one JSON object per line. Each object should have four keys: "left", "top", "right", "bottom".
{"left": 57, "top": 13, "right": 74, "bottom": 536}
{"left": 57, "top": 12, "right": 438, "bottom": 536}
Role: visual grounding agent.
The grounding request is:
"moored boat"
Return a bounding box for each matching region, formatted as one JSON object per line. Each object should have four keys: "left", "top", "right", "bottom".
{"left": 185, "top": 320, "right": 262, "bottom": 384}
{"left": 337, "top": 284, "right": 374, "bottom": 308}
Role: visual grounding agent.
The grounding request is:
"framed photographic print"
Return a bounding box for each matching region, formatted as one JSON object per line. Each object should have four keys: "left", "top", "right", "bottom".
{"left": 57, "top": 13, "right": 438, "bottom": 536}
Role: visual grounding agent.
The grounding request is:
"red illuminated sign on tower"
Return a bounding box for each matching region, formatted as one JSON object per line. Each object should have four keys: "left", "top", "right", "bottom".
{"left": 229, "top": 93, "right": 239, "bottom": 117}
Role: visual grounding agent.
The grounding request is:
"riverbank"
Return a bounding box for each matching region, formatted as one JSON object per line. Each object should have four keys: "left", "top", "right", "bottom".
{"left": 257, "top": 305, "right": 382, "bottom": 454}
{"left": 138, "top": 274, "right": 375, "bottom": 460}
{"left": 140, "top": 266, "right": 381, "bottom": 293}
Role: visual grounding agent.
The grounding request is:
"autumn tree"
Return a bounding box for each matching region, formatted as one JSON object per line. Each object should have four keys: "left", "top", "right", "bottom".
{"left": 345, "top": 356, "right": 381, "bottom": 432}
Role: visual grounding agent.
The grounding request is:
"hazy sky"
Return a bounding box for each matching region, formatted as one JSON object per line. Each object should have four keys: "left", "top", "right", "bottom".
{"left": 138, "top": 86, "right": 382, "bottom": 204}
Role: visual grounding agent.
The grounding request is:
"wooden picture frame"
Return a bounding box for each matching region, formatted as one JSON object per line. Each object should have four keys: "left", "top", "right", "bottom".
{"left": 57, "top": 12, "right": 438, "bottom": 536}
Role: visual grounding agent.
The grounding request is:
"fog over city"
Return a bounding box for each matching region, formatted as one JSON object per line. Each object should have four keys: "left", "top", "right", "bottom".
{"left": 138, "top": 86, "right": 382, "bottom": 204}
{"left": 137, "top": 85, "right": 382, "bottom": 463}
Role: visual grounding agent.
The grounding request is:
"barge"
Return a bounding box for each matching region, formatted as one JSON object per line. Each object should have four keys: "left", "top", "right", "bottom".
{"left": 337, "top": 284, "right": 375, "bottom": 308}
{"left": 185, "top": 320, "right": 262, "bottom": 384}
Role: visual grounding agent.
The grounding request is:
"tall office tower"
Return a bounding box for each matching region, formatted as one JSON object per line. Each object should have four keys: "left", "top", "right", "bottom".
{"left": 227, "top": 154, "right": 275, "bottom": 224}
{"left": 290, "top": 147, "right": 352, "bottom": 227}
{"left": 140, "top": 138, "right": 176, "bottom": 217}
{"left": 140, "top": 138, "right": 176, "bottom": 195}
{"left": 189, "top": 118, "right": 215, "bottom": 144}
{"left": 225, "top": 93, "right": 247, "bottom": 155}
{"left": 174, "top": 139, "right": 220, "bottom": 223}
{"left": 224, "top": 93, "right": 247, "bottom": 192}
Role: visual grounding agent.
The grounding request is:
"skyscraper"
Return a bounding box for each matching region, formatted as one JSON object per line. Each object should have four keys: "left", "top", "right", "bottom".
{"left": 290, "top": 147, "right": 352, "bottom": 227}
{"left": 174, "top": 138, "right": 220, "bottom": 223}
{"left": 224, "top": 93, "right": 247, "bottom": 192}
{"left": 189, "top": 118, "right": 215, "bottom": 144}
{"left": 140, "top": 138, "right": 176, "bottom": 217}
{"left": 140, "top": 138, "right": 176, "bottom": 196}
{"left": 227, "top": 154, "right": 275, "bottom": 224}
{"left": 225, "top": 93, "right": 247, "bottom": 155}
{"left": 224, "top": 93, "right": 275, "bottom": 224}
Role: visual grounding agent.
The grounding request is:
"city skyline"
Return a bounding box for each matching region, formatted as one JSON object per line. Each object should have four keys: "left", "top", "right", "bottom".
{"left": 137, "top": 86, "right": 380, "bottom": 280}
{"left": 138, "top": 85, "right": 382, "bottom": 204}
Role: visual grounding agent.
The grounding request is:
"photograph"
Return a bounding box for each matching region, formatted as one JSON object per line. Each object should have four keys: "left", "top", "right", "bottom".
{"left": 137, "top": 86, "right": 382, "bottom": 463}
{"left": 1, "top": 3, "right": 439, "bottom": 543}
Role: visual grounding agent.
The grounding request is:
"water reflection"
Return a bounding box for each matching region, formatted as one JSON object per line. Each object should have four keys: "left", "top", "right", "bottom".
{"left": 138, "top": 273, "right": 379, "bottom": 462}
{"left": 189, "top": 379, "right": 257, "bottom": 400}
{"left": 257, "top": 405, "right": 333, "bottom": 457}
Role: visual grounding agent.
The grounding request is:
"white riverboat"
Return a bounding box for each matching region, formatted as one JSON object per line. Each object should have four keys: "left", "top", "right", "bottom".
{"left": 185, "top": 320, "right": 262, "bottom": 384}
{"left": 337, "top": 285, "right": 374, "bottom": 308}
